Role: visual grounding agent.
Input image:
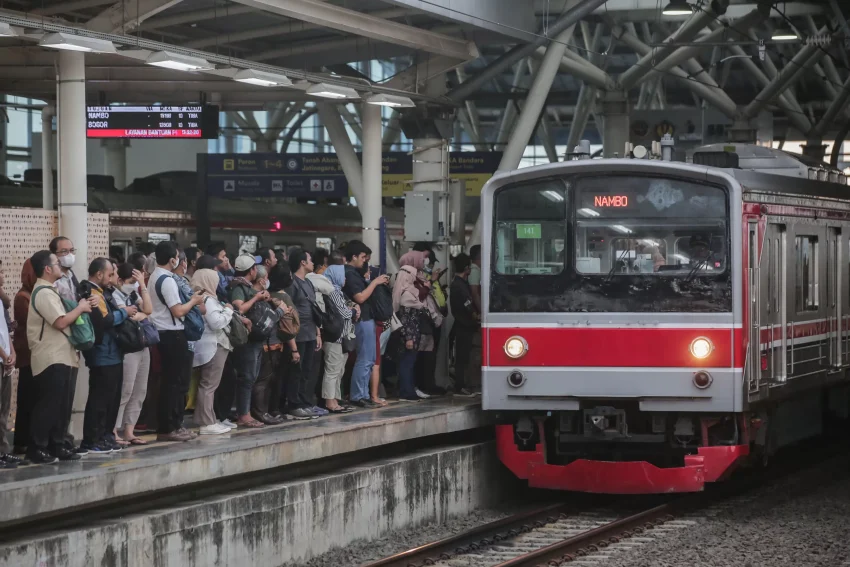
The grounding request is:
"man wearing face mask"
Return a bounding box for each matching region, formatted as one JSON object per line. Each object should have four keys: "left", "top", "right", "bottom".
{"left": 78, "top": 258, "right": 137, "bottom": 454}
{"left": 48, "top": 236, "right": 82, "bottom": 452}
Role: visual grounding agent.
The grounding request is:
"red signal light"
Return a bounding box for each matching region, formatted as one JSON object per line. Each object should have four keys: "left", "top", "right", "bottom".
{"left": 272, "top": 221, "right": 281, "bottom": 231}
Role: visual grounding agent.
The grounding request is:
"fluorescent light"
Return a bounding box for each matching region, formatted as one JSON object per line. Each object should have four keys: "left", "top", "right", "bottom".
{"left": 0, "top": 22, "right": 18, "bottom": 37}
{"left": 662, "top": 0, "right": 693, "bottom": 16}
{"left": 306, "top": 83, "right": 360, "bottom": 99}
{"left": 146, "top": 50, "right": 212, "bottom": 71}
{"left": 365, "top": 93, "right": 415, "bottom": 108}
{"left": 542, "top": 190, "right": 564, "bottom": 202}
{"left": 233, "top": 68, "right": 292, "bottom": 87}
{"left": 578, "top": 208, "right": 600, "bottom": 217}
{"left": 612, "top": 225, "right": 633, "bottom": 234}
{"left": 771, "top": 28, "right": 798, "bottom": 41}
{"left": 39, "top": 32, "right": 116, "bottom": 53}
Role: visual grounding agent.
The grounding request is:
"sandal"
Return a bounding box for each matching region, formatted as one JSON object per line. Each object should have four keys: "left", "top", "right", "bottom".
{"left": 328, "top": 406, "right": 353, "bottom": 414}
{"left": 238, "top": 418, "right": 265, "bottom": 428}
{"left": 127, "top": 437, "right": 148, "bottom": 446}
{"left": 371, "top": 398, "right": 388, "bottom": 407}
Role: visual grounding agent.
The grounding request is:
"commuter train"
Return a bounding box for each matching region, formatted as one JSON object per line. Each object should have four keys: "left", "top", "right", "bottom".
{"left": 481, "top": 143, "right": 850, "bottom": 493}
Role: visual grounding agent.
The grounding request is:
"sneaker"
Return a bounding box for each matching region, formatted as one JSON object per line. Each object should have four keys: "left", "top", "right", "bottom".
{"left": 177, "top": 427, "right": 199, "bottom": 439}
{"left": 84, "top": 443, "right": 114, "bottom": 455}
{"left": 220, "top": 419, "right": 238, "bottom": 430}
{"left": 286, "top": 408, "right": 316, "bottom": 421}
{"left": 1, "top": 453, "right": 30, "bottom": 466}
{"left": 253, "top": 411, "right": 284, "bottom": 425}
{"left": 199, "top": 423, "right": 231, "bottom": 435}
{"left": 455, "top": 388, "right": 476, "bottom": 397}
{"left": 73, "top": 446, "right": 89, "bottom": 456}
{"left": 352, "top": 399, "right": 379, "bottom": 408}
{"left": 415, "top": 388, "right": 431, "bottom": 399}
{"left": 311, "top": 406, "right": 329, "bottom": 416}
{"left": 400, "top": 396, "right": 421, "bottom": 402}
{"left": 156, "top": 431, "right": 193, "bottom": 442}
{"left": 104, "top": 440, "right": 123, "bottom": 452}
{"left": 53, "top": 447, "right": 82, "bottom": 461}
{"left": 26, "top": 449, "right": 58, "bottom": 465}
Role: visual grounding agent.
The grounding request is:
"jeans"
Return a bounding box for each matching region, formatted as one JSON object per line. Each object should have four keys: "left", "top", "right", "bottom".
{"left": 234, "top": 341, "right": 264, "bottom": 417}
{"left": 351, "top": 319, "right": 376, "bottom": 402}
{"left": 30, "top": 364, "right": 73, "bottom": 452}
{"left": 156, "top": 330, "right": 192, "bottom": 434}
{"left": 453, "top": 326, "right": 475, "bottom": 391}
{"left": 83, "top": 363, "right": 124, "bottom": 446}
{"left": 397, "top": 349, "right": 418, "bottom": 399}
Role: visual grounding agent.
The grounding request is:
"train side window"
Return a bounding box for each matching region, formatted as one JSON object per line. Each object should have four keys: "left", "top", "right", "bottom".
{"left": 795, "top": 235, "right": 819, "bottom": 312}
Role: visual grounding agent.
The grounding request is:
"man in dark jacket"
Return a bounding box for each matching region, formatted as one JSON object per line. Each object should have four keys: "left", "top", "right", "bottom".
{"left": 79, "top": 258, "right": 136, "bottom": 454}
{"left": 449, "top": 253, "right": 478, "bottom": 397}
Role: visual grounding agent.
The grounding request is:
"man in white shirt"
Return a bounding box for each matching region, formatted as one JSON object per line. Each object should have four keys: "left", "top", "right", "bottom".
{"left": 149, "top": 241, "right": 203, "bottom": 442}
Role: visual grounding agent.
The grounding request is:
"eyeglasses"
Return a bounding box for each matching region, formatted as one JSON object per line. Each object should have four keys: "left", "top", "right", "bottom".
{"left": 58, "top": 248, "right": 77, "bottom": 255}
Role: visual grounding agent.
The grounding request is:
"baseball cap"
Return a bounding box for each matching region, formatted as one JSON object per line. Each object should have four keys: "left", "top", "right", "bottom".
{"left": 195, "top": 254, "right": 222, "bottom": 270}
{"left": 234, "top": 254, "right": 261, "bottom": 272}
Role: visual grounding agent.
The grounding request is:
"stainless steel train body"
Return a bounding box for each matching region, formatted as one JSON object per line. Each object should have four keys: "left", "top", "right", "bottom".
{"left": 482, "top": 145, "right": 850, "bottom": 493}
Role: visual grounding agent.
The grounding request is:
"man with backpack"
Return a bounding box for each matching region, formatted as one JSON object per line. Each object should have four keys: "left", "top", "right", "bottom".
{"left": 228, "top": 254, "right": 272, "bottom": 428}
{"left": 150, "top": 241, "right": 204, "bottom": 442}
{"left": 78, "top": 258, "right": 137, "bottom": 454}
{"left": 287, "top": 248, "right": 323, "bottom": 420}
{"left": 26, "top": 250, "right": 97, "bottom": 464}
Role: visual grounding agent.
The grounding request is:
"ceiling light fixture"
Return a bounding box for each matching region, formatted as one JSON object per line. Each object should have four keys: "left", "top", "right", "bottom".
{"left": 306, "top": 83, "right": 360, "bottom": 99}
{"left": 146, "top": 50, "right": 212, "bottom": 71}
{"left": 364, "top": 93, "right": 415, "bottom": 108}
{"left": 771, "top": 28, "right": 799, "bottom": 41}
{"left": 0, "top": 22, "right": 18, "bottom": 37}
{"left": 662, "top": 0, "right": 693, "bottom": 16}
{"left": 39, "top": 32, "right": 117, "bottom": 53}
{"left": 233, "top": 68, "right": 292, "bottom": 87}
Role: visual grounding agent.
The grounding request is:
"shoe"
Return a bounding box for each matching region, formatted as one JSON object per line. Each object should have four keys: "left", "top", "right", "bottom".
{"left": 454, "top": 388, "right": 476, "bottom": 397}
{"left": 400, "top": 396, "right": 421, "bottom": 402}
{"left": 199, "top": 423, "right": 231, "bottom": 435}
{"left": 311, "top": 406, "right": 329, "bottom": 416}
{"left": 2, "top": 453, "right": 30, "bottom": 466}
{"left": 53, "top": 447, "right": 82, "bottom": 461}
{"left": 286, "top": 408, "right": 316, "bottom": 420}
{"left": 270, "top": 411, "right": 283, "bottom": 419}
{"left": 352, "top": 399, "right": 379, "bottom": 408}
{"left": 26, "top": 449, "right": 58, "bottom": 464}
{"left": 73, "top": 446, "right": 89, "bottom": 456}
{"left": 156, "top": 431, "right": 193, "bottom": 442}
{"left": 220, "top": 419, "right": 237, "bottom": 430}
{"left": 415, "top": 388, "right": 431, "bottom": 399}
{"left": 104, "top": 440, "right": 123, "bottom": 452}
{"left": 84, "top": 443, "right": 114, "bottom": 455}
{"left": 258, "top": 412, "right": 284, "bottom": 425}
{"left": 177, "top": 427, "right": 199, "bottom": 439}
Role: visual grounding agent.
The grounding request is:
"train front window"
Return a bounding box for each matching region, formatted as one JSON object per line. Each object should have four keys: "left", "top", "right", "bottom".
{"left": 575, "top": 177, "right": 728, "bottom": 276}
{"left": 494, "top": 180, "right": 567, "bottom": 276}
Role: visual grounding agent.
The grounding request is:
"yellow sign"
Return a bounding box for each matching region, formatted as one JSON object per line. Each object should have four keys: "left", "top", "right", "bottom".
{"left": 380, "top": 173, "right": 493, "bottom": 197}
{"left": 223, "top": 159, "right": 235, "bottom": 171}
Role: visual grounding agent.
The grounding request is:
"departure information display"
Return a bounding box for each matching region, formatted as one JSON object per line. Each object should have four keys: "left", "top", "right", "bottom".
{"left": 86, "top": 105, "right": 219, "bottom": 139}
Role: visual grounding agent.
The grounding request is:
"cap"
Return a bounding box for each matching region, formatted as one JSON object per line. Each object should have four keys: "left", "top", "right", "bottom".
{"left": 195, "top": 254, "right": 222, "bottom": 270}
{"left": 234, "top": 254, "right": 261, "bottom": 272}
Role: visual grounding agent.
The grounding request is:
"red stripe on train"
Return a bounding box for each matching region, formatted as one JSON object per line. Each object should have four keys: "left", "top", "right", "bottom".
{"left": 487, "top": 327, "right": 737, "bottom": 368}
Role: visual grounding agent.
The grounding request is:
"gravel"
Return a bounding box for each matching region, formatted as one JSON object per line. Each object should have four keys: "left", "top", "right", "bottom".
{"left": 606, "top": 459, "right": 850, "bottom": 567}
{"left": 281, "top": 508, "right": 512, "bottom": 567}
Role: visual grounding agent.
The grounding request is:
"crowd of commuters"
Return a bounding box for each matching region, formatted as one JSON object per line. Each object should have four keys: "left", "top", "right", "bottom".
{"left": 0, "top": 237, "right": 481, "bottom": 468}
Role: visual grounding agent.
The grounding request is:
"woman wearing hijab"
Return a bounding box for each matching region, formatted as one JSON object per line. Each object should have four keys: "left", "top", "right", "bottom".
{"left": 191, "top": 269, "right": 236, "bottom": 435}
{"left": 12, "top": 260, "right": 36, "bottom": 454}
{"left": 322, "top": 264, "right": 355, "bottom": 413}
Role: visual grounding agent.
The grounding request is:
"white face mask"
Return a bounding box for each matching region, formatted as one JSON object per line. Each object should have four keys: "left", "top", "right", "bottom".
{"left": 171, "top": 258, "right": 180, "bottom": 271}
{"left": 263, "top": 280, "right": 270, "bottom": 290}
{"left": 59, "top": 253, "right": 75, "bottom": 268}
{"left": 423, "top": 258, "right": 430, "bottom": 266}
{"left": 120, "top": 282, "right": 138, "bottom": 295}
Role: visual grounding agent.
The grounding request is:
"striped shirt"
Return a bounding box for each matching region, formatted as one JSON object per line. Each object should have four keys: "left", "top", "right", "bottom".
{"left": 326, "top": 287, "right": 353, "bottom": 344}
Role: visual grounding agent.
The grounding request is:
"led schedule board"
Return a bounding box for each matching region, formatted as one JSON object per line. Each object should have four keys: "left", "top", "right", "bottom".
{"left": 86, "top": 105, "right": 219, "bottom": 139}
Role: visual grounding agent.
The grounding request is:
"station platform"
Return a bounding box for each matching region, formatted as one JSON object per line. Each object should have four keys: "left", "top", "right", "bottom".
{"left": 0, "top": 397, "right": 488, "bottom": 527}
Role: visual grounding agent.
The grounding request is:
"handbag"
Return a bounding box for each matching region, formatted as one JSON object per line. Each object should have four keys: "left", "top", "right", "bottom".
{"left": 389, "top": 313, "right": 402, "bottom": 332}
{"left": 115, "top": 318, "right": 146, "bottom": 353}
{"left": 139, "top": 318, "right": 160, "bottom": 347}
{"left": 341, "top": 334, "right": 355, "bottom": 353}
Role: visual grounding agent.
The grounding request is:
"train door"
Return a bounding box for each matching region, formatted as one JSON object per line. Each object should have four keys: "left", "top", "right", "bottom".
{"left": 761, "top": 224, "right": 787, "bottom": 384}
{"left": 748, "top": 221, "right": 761, "bottom": 395}
{"left": 826, "top": 227, "right": 842, "bottom": 368}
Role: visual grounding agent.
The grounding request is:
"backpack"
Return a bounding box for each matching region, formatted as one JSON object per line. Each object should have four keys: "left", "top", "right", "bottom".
{"left": 31, "top": 285, "right": 95, "bottom": 351}
{"left": 320, "top": 293, "right": 344, "bottom": 343}
{"left": 272, "top": 291, "right": 299, "bottom": 341}
{"left": 115, "top": 318, "right": 146, "bottom": 353}
{"left": 233, "top": 283, "right": 279, "bottom": 342}
{"left": 154, "top": 274, "right": 205, "bottom": 342}
{"left": 369, "top": 283, "right": 393, "bottom": 322}
{"left": 228, "top": 312, "right": 250, "bottom": 347}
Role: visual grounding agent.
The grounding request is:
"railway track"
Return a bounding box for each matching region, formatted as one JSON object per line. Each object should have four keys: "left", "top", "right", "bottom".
{"left": 362, "top": 499, "right": 690, "bottom": 567}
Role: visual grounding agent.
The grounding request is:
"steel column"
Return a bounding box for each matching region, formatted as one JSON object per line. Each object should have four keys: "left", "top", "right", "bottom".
{"left": 57, "top": 50, "right": 88, "bottom": 276}
{"left": 41, "top": 105, "right": 54, "bottom": 209}
{"left": 601, "top": 91, "right": 629, "bottom": 158}
{"left": 812, "top": 76, "right": 850, "bottom": 138}
{"left": 495, "top": 58, "right": 528, "bottom": 147}
{"left": 566, "top": 84, "right": 596, "bottom": 153}
{"left": 361, "top": 103, "right": 383, "bottom": 255}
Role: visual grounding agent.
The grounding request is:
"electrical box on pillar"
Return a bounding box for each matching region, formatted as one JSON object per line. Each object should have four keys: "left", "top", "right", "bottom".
{"left": 404, "top": 192, "right": 446, "bottom": 242}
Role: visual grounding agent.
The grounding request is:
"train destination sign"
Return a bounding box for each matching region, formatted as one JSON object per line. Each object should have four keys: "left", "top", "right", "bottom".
{"left": 86, "top": 105, "right": 219, "bottom": 139}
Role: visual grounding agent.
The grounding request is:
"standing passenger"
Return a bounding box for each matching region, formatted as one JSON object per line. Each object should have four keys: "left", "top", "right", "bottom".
{"left": 449, "top": 253, "right": 478, "bottom": 397}
{"left": 12, "top": 260, "right": 37, "bottom": 457}
{"left": 322, "top": 264, "right": 354, "bottom": 413}
{"left": 287, "top": 248, "right": 324, "bottom": 419}
{"left": 0, "top": 257, "right": 17, "bottom": 467}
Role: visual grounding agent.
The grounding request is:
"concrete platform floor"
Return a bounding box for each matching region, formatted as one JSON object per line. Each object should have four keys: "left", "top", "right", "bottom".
{"left": 0, "top": 397, "right": 488, "bottom": 527}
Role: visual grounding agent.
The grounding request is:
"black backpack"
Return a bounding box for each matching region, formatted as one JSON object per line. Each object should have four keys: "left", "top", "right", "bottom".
{"left": 369, "top": 283, "right": 393, "bottom": 322}
{"left": 321, "top": 293, "right": 345, "bottom": 343}
{"left": 236, "top": 285, "right": 279, "bottom": 342}
{"left": 115, "top": 318, "right": 146, "bottom": 353}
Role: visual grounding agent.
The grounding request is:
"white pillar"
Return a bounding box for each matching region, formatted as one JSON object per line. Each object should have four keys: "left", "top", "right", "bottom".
{"left": 601, "top": 91, "right": 629, "bottom": 158}
{"left": 103, "top": 138, "right": 128, "bottom": 190}
{"left": 41, "top": 105, "right": 55, "bottom": 209}
{"left": 360, "top": 103, "right": 382, "bottom": 257}
{"left": 57, "top": 51, "right": 88, "bottom": 274}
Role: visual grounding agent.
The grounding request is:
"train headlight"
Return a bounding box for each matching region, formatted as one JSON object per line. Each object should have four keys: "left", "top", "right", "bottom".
{"left": 689, "top": 337, "right": 713, "bottom": 359}
{"left": 504, "top": 336, "right": 528, "bottom": 359}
